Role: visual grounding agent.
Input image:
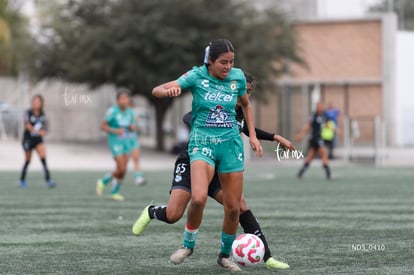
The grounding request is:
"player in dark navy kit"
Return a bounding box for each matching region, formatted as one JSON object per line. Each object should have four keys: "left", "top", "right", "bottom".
{"left": 20, "top": 95, "right": 55, "bottom": 188}
{"left": 295, "top": 102, "right": 332, "bottom": 179}
{"left": 133, "top": 73, "right": 295, "bottom": 270}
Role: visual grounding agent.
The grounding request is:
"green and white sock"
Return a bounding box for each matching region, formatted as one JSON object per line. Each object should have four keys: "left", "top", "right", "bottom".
{"left": 183, "top": 224, "right": 199, "bottom": 249}
{"left": 102, "top": 173, "right": 112, "bottom": 185}
{"left": 220, "top": 231, "right": 236, "bottom": 257}
{"left": 111, "top": 179, "right": 121, "bottom": 195}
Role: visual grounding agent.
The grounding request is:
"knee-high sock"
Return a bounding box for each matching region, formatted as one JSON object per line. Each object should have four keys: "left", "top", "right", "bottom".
{"left": 183, "top": 224, "right": 199, "bottom": 249}
{"left": 148, "top": 205, "right": 172, "bottom": 224}
{"left": 101, "top": 173, "right": 112, "bottom": 185}
{"left": 40, "top": 158, "right": 50, "bottom": 181}
{"left": 298, "top": 162, "right": 309, "bottom": 177}
{"left": 323, "top": 164, "right": 331, "bottom": 179}
{"left": 239, "top": 209, "right": 272, "bottom": 262}
{"left": 111, "top": 179, "right": 122, "bottom": 194}
{"left": 20, "top": 160, "right": 30, "bottom": 181}
{"left": 220, "top": 231, "right": 236, "bottom": 257}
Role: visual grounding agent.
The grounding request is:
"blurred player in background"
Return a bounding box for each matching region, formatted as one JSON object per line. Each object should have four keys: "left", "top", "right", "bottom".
{"left": 133, "top": 73, "right": 293, "bottom": 269}
{"left": 128, "top": 98, "right": 146, "bottom": 186}
{"left": 324, "top": 102, "right": 340, "bottom": 159}
{"left": 321, "top": 119, "right": 336, "bottom": 160}
{"left": 295, "top": 102, "right": 332, "bottom": 179}
{"left": 19, "top": 94, "right": 55, "bottom": 188}
{"left": 96, "top": 88, "right": 135, "bottom": 201}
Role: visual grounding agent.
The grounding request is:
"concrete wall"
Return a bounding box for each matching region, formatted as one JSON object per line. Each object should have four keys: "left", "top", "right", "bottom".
{"left": 0, "top": 77, "right": 190, "bottom": 148}
{"left": 396, "top": 31, "right": 414, "bottom": 146}
{"left": 0, "top": 77, "right": 117, "bottom": 141}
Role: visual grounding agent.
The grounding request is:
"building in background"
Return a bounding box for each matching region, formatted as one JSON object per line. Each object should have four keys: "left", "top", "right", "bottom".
{"left": 256, "top": 15, "right": 397, "bottom": 150}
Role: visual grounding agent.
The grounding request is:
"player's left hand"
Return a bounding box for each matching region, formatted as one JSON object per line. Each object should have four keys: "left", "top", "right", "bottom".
{"left": 38, "top": 129, "right": 46, "bottom": 137}
{"left": 275, "top": 135, "right": 296, "bottom": 151}
{"left": 129, "top": 125, "right": 136, "bottom": 132}
{"left": 249, "top": 137, "right": 263, "bottom": 157}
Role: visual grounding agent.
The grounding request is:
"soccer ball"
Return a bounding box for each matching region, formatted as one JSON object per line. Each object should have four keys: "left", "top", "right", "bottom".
{"left": 231, "top": 233, "right": 265, "bottom": 267}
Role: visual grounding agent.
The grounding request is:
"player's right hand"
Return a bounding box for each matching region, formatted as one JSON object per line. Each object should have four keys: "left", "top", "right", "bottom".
{"left": 116, "top": 128, "right": 125, "bottom": 135}
{"left": 166, "top": 87, "right": 181, "bottom": 97}
{"left": 249, "top": 137, "right": 263, "bottom": 158}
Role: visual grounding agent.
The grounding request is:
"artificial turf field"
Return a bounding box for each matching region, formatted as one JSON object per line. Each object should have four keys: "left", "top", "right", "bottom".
{"left": 1, "top": 165, "right": 414, "bottom": 274}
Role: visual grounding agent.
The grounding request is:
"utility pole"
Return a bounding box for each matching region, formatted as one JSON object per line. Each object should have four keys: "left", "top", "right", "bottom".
{"left": 387, "top": 0, "right": 394, "bottom": 12}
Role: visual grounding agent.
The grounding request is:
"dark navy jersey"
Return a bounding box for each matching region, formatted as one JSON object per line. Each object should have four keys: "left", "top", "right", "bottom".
{"left": 235, "top": 106, "right": 274, "bottom": 141}
{"left": 23, "top": 109, "right": 47, "bottom": 139}
{"left": 309, "top": 112, "right": 325, "bottom": 141}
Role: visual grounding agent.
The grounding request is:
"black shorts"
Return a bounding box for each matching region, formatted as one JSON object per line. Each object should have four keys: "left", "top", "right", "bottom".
{"left": 170, "top": 151, "right": 222, "bottom": 198}
{"left": 22, "top": 136, "right": 43, "bottom": 152}
{"left": 309, "top": 138, "right": 324, "bottom": 150}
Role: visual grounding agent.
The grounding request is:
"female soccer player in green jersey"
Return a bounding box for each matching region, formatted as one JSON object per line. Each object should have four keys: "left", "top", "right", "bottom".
{"left": 152, "top": 39, "right": 263, "bottom": 271}
{"left": 96, "top": 88, "right": 136, "bottom": 201}
{"left": 134, "top": 73, "right": 292, "bottom": 270}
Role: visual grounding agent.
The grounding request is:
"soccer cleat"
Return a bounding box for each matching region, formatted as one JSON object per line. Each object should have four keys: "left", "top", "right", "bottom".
{"left": 265, "top": 257, "right": 290, "bottom": 269}
{"left": 46, "top": 180, "right": 56, "bottom": 188}
{"left": 96, "top": 179, "right": 105, "bottom": 196}
{"left": 170, "top": 246, "right": 193, "bottom": 265}
{"left": 217, "top": 254, "right": 241, "bottom": 272}
{"left": 111, "top": 193, "right": 125, "bottom": 201}
{"left": 132, "top": 205, "right": 152, "bottom": 236}
{"left": 19, "top": 180, "right": 28, "bottom": 188}
{"left": 135, "top": 177, "right": 147, "bottom": 186}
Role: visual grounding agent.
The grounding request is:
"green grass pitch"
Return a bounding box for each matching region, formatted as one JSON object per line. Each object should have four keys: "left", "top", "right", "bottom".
{"left": 1, "top": 165, "right": 414, "bottom": 274}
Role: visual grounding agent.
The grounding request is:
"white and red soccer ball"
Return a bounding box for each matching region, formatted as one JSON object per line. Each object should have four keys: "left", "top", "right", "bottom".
{"left": 231, "top": 233, "right": 265, "bottom": 267}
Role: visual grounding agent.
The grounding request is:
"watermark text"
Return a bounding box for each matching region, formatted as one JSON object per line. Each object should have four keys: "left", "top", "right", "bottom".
{"left": 63, "top": 87, "right": 93, "bottom": 106}
{"left": 275, "top": 142, "right": 304, "bottom": 162}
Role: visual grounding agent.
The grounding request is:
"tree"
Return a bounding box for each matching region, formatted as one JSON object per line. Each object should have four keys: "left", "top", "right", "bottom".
{"left": 0, "top": 0, "right": 36, "bottom": 75}
{"left": 369, "top": 0, "right": 414, "bottom": 30}
{"left": 36, "top": 0, "right": 303, "bottom": 150}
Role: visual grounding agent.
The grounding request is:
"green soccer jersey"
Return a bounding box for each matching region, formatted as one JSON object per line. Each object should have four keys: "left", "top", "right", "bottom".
{"left": 176, "top": 65, "right": 246, "bottom": 141}
{"left": 104, "top": 105, "right": 135, "bottom": 141}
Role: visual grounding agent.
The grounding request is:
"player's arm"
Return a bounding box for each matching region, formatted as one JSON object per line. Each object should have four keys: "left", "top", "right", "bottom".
{"left": 25, "top": 121, "right": 34, "bottom": 132}
{"left": 128, "top": 112, "right": 137, "bottom": 132}
{"left": 128, "top": 124, "right": 137, "bottom": 132}
{"left": 242, "top": 125, "right": 295, "bottom": 151}
{"left": 295, "top": 122, "right": 311, "bottom": 142}
{"left": 38, "top": 116, "right": 48, "bottom": 137}
{"left": 24, "top": 112, "right": 34, "bottom": 132}
{"left": 38, "top": 128, "right": 47, "bottom": 137}
{"left": 100, "top": 120, "right": 124, "bottom": 135}
{"left": 239, "top": 94, "right": 263, "bottom": 157}
{"left": 152, "top": 80, "right": 182, "bottom": 98}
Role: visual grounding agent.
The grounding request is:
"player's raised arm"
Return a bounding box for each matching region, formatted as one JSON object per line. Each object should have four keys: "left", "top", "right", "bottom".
{"left": 295, "top": 122, "right": 311, "bottom": 142}
{"left": 240, "top": 122, "right": 295, "bottom": 151}
{"left": 152, "top": 80, "right": 182, "bottom": 98}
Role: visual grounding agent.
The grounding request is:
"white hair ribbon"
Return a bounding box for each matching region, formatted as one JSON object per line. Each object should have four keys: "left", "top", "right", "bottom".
{"left": 203, "top": 46, "right": 210, "bottom": 64}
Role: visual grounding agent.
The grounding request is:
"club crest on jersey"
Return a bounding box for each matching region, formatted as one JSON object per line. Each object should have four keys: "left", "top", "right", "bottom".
{"left": 230, "top": 81, "right": 237, "bottom": 91}
{"left": 174, "top": 174, "right": 182, "bottom": 182}
{"left": 205, "top": 105, "right": 233, "bottom": 128}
